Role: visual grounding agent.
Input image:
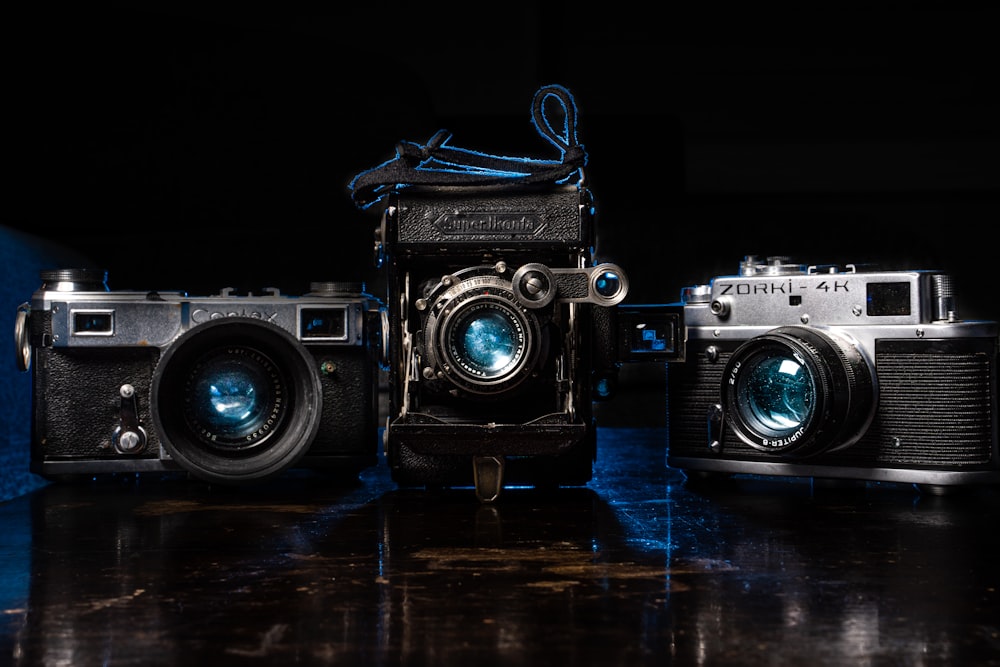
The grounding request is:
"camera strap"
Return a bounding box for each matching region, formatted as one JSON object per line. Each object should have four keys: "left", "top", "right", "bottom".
{"left": 348, "top": 84, "right": 588, "bottom": 210}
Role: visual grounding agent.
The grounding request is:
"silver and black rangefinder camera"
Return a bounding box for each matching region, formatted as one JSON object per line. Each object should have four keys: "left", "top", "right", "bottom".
{"left": 667, "top": 255, "right": 999, "bottom": 490}
{"left": 376, "top": 184, "right": 629, "bottom": 500}
{"left": 15, "top": 269, "right": 386, "bottom": 485}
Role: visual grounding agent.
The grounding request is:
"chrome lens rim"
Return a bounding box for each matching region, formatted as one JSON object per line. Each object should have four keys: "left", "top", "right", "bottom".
{"left": 423, "top": 274, "right": 542, "bottom": 395}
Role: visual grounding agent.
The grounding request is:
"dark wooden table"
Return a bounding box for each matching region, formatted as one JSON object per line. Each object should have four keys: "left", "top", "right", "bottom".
{"left": 2, "top": 427, "right": 999, "bottom": 666}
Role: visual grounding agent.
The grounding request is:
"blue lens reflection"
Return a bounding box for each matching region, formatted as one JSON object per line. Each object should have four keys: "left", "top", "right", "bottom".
{"left": 743, "top": 355, "right": 814, "bottom": 432}
{"left": 189, "top": 358, "right": 273, "bottom": 443}
{"left": 457, "top": 311, "right": 518, "bottom": 375}
{"left": 594, "top": 271, "right": 621, "bottom": 298}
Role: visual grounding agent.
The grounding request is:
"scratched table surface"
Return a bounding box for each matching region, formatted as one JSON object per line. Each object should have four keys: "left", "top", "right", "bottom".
{"left": 2, "top": 427, "right": 999, "bottom": 666}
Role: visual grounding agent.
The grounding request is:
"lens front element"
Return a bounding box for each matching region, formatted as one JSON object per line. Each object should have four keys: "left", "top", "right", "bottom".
{"left": 721, "top": 326, "right": 876, "bottom": 457}
{"left": 183, "top": 346, "right": 285, "bottom": 448}
{"left": 449, "top": 303, "right": 524, "bottom": 379}
{"left": 739, "top": 354, "right": 815, "bottom": 434}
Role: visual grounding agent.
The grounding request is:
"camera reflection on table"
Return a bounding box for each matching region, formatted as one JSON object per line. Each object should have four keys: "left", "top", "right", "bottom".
{"left": 3, "top": 427, "right": 999, "bottom": 666}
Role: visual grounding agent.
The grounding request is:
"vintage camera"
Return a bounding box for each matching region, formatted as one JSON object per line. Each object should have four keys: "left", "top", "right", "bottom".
{"left": 15, "top": 269, "right": 386, "bottom": 484}
{"left": 374, "top": 183, "right": 633, "bottom": 500}
{"left": 666, "top": 255, "right": 1000, "bottom": 490}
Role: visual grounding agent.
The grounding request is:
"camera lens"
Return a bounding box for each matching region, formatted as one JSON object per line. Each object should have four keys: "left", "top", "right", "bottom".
{"left": 152, "top": 318, "right": 322, "bottom": 483}
{"left": 449, "top": 303, "right": 524, "bottom": 379}
{"left": 445, "top": 300, "right": 526, "bottom": 382}
{"left": 424, "top": 274, "right": 542, "bottom": 395}
{"left": 721, "top": 326, "right": 876, "bottom": 458}
{"left": 741, "top": 355, "right": 814, "bottom": 431}
{"left": 184, "top": 347, "right": 283, "bottom": 446}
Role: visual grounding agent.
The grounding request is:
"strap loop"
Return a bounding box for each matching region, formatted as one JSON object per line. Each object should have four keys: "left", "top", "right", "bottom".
{"left": 348, "top": 84, "right": 588, "bottom": 209}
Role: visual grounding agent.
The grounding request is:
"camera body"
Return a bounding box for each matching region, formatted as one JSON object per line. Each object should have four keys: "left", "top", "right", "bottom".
{"left": 16, "top": 269, "right": 385, "bottom": 484}
{"left": 376, "top": 184, "right": 629, "bottom": 500}
{"left": 667, "top": 256, "right": 1000, "bottom": 489}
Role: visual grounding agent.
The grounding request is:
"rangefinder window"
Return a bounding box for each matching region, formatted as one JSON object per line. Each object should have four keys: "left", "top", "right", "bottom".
{"left": 299, "top": 307, "right": 348, "bottom": 340}
{"left": 593, "top": 268, "right": 626, "bottom": 302}
{"left": 71, "top": 310, "right": 114, "bottom": 336}
{"left": 615, "top": 307, "right": 685, "bottom": 362}
{"left": 867, "top": 282, "right": 910, "bottom": 316}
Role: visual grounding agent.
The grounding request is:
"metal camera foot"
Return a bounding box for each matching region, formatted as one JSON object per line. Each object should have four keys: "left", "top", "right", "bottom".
{"left": 473, "top": 456, "right": 505, "bottom": 502}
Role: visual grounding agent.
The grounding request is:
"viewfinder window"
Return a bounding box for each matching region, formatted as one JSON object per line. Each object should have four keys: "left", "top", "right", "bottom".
{"left": 72, "top": 310, "right": 114, "bottom": 336}
{"left": 867, "top": 282, "right": 911, "bottom": 316}
{"left": 300, "top": 307, "right": 348, "bottom": 340}
{"left": 637, "top": 326, "right": 669, "bottom": 352}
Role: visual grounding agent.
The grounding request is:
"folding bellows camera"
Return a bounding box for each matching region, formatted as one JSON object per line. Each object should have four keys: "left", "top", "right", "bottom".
{"left": 376, "top": 183, "right": 630, "bottom": 500}
{"left": 350, "top": 84, "right": 681, "bottom": 500}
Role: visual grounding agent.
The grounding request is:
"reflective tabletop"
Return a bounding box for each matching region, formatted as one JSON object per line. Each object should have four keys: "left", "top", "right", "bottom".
{"left": 2, "top": 427, "right": 999, "bottom": 666}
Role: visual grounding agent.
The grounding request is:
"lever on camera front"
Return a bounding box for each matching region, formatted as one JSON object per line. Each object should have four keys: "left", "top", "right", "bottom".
{"left": 112, "top": 384, "right": 148, "bottom": 454}
{"left": 473, "top": 456, "right": 505, "bottom": 503}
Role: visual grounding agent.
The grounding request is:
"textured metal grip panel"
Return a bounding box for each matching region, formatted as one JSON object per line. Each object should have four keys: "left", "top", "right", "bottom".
{"left": 836, "top": 347, "right": 994, "bottom": 466}
{"left": 667, "top": 350, "right": 730, "bottom": 456}
{"left": 395, "top": 188, "right": 588, "bottom": 245}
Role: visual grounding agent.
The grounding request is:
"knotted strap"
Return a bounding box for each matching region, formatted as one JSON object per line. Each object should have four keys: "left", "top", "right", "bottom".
{"left": 348, "top": 84, "right": 588, "bottom": 210}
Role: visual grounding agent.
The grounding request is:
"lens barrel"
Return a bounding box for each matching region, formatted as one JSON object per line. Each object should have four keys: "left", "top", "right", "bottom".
{"left": 422, "top": 272, "right": 544, "bottom": 396}
{"left": 721, "top": 326, "right": 876, "bottom": 458}
{"left": 151, "top": 318, "right": 323, "bottom": 483}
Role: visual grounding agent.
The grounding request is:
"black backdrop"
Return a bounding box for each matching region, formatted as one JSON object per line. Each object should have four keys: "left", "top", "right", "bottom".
{"left": 9, "top": 5, "right": 1000, "bottom": 320}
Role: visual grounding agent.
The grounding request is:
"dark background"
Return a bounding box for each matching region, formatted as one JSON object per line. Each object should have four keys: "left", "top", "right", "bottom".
{"left": 8, "top": 5, "right": 998, "bottom": 318}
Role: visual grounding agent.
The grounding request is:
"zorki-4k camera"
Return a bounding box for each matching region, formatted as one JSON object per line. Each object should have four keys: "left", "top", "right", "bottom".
{"left": 666, "top": 255, "right": 1000, "bottom": 491}
{"left": 15, "top": 269, "right": 386, "bottom": 485}
{"left": 376, "top": 184, "right": 628, "bottom": 500}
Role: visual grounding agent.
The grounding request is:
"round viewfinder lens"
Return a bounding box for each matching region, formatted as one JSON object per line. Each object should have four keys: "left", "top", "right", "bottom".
{"left": 595, "top": 271, "right": 621, "bottom": 298}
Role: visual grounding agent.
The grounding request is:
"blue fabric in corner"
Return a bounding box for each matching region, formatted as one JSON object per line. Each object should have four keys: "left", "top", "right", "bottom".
{"left": 0, "top": 227, "right": 97, "bottom": 502}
